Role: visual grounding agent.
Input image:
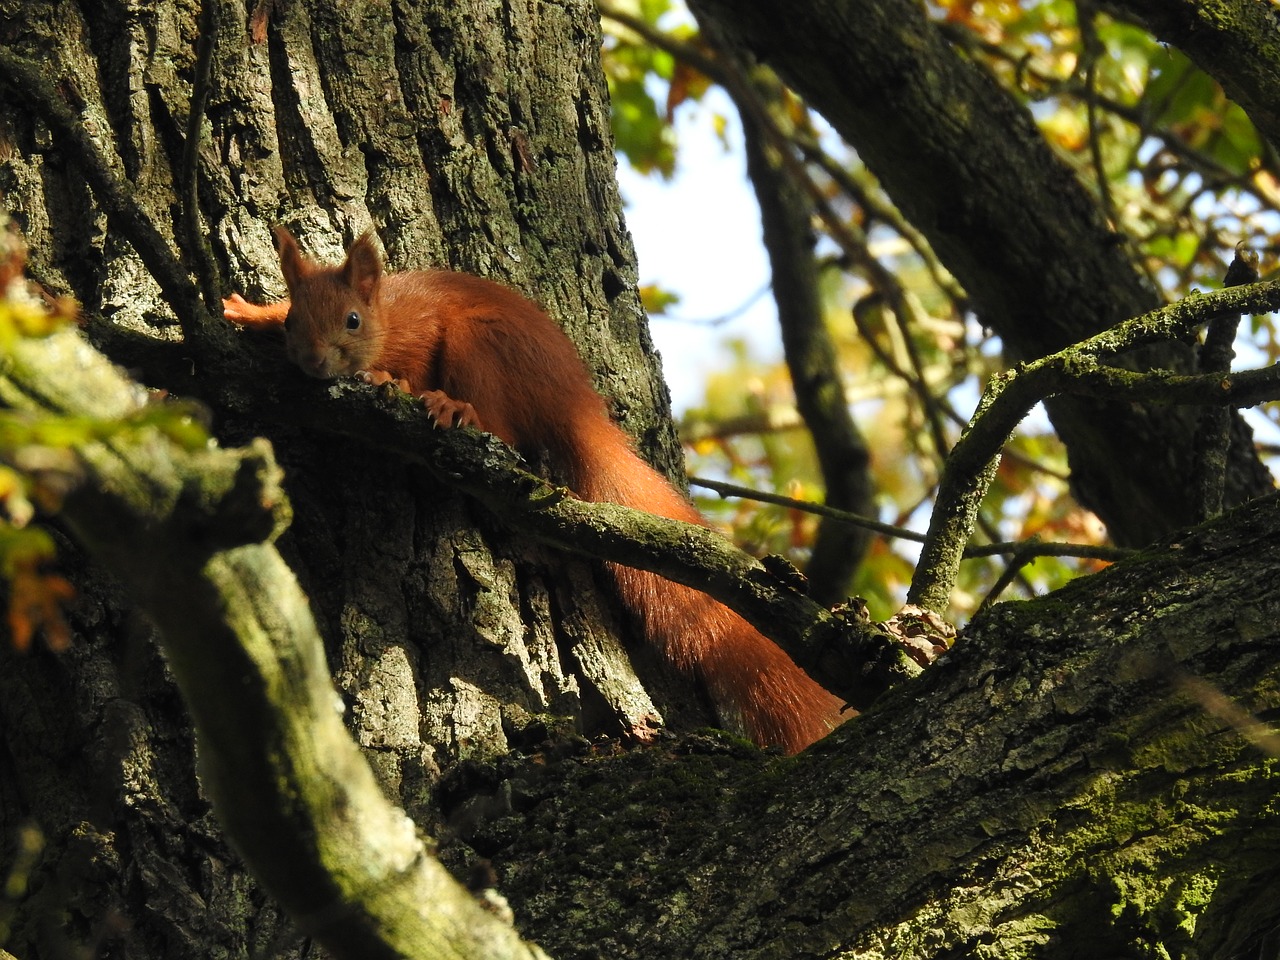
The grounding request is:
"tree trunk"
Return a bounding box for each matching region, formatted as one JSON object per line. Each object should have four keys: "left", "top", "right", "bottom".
{"left": 0, "top": 1, "right": 709, "bottom": 955}
{"left": 489, "top": 492, "right": 1280, "bottom": 959}
{"left": 2, "top": 1, "right": 1279, "bottom": 959}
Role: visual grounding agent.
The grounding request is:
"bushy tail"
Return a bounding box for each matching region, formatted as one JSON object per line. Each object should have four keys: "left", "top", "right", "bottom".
{"left": 562, "top": 417, "right": 849, "bottom": 753}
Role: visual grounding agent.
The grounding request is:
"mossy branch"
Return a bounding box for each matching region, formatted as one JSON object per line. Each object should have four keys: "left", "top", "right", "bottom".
{"left": 908, "top": 279, "right": 1280, "bottom": 614}
{"left": 1192, "top": 246, "right": 1259, "bottom": 518}
{"left": 0, "top": 325, "right": 550, "bottom": 960}
{"left": 268, "top": 377, "right": 911, "bottom": 705}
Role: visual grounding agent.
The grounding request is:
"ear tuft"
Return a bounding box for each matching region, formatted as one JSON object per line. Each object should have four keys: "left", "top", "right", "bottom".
{"left": 342, "top": 232, "right": 383, "bottom": 304}
{"left": 274, "top": 227, "right": 308, "bottom": 292}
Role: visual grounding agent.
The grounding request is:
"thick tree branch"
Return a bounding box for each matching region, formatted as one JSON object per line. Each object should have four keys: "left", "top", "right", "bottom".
{"left": 253, "top": 372, "right": 909, "bottom": 703}
{"left": 0, "top": 325, "right": 550, "bottom": 960}
{"left": 106, "top": 318, "right": 909, "bottom": 702}
{"left": 687, "top": 0, "right": 1275, "bottom": 546}
{"left": 493, "top": 489, "right": 1280, "bottom": 959}
{"left": 1101, "top": 0, "right": 1280, "bottom": 154}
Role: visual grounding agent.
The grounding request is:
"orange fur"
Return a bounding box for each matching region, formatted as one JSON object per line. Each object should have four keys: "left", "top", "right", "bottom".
{"left": 224, "top": 229, "right": 849, "bottom": 752}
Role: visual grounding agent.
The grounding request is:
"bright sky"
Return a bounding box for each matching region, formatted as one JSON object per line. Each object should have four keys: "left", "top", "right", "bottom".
{"left": 616, "top": 92, "right": 782, "bottom": 413}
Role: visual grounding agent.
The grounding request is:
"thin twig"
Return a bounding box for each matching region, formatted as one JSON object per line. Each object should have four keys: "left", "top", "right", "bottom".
{"left": 182, "top": 0, "right": 225, "bottom": 314}
{"left": 797, "top": 138, "right": 967, "bottom": 305}
{"left": 0, "top": 49, "right": 202, "bottom": 332}
{"left": 690, "top": 475, "right": 1132, "bottom": 564}
{"left": 1192, "top": 243, "right": 1259, "bottom": 519}
{"left": 1079, "top": 6, "right": 1119, "bottom": 232}
{"left": 691, "top": 475, "right": 925, "bottom": 542}
{"left": 978, "top": 541, "right": 1043, "bottom": 609}
{"left": 654, "top": 281, "right": 773, "bottom": 326}
{"left": 907, "top": 278, "right": 1280, "bottom": 614}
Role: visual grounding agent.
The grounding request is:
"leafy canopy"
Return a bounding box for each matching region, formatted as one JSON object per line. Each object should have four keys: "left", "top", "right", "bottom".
{"left": 603, "top": 0, "right": 1280, "bottom": 619}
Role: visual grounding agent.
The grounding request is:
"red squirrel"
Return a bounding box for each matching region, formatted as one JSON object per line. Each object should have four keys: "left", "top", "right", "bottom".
{"left": 224, "top": 228, "right": 849, "bottom": 753}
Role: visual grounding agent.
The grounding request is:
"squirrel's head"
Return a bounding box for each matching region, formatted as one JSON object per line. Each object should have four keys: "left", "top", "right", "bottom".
{"left": 274, "top": 228, "right": 385, "bottom": 379}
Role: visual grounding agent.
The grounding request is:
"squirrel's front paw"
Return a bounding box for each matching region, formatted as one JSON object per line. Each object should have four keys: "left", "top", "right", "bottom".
{"left": 223, "top": 293, "right": 288, "bottom": 328}
{"left": 222, "top": 293, "right": 255, "bottom": 322}
{"left": 420, "top": 390, "right": 482, "bottom": 430}
{"left": 358, "top": 369, "right": 412, "bottom": 392}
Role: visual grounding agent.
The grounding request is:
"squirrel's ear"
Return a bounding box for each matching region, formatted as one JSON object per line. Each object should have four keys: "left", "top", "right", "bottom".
{"left": 342, "top": 232, "right": 383, "bottom": 303}
{"left": 274, "top": 227, "right": 307, "bottom": 292}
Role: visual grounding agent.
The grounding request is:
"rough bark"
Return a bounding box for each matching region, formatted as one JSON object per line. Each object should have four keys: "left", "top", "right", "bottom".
{"left": 2, "top": 2, "right": 1278, "bottom": 959}
{"left": 486, "top": 491, "right": 1280, "bottom": 959}
{"left": 688, "top": 0, "right": 1275, "bottom": 549}
{"left": 0, "top": 0, "right": 712, "bottom": 956}
{"left": 0, "top": 319, "right": 552, "bottom": 960}
{"left": 1102, "top": 0, "right": 1280, "bottom": 154}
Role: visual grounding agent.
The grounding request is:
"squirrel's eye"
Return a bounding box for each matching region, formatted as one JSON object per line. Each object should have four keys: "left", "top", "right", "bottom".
{"left": 345, "top": 311, "right": 361, "bottom": 331}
